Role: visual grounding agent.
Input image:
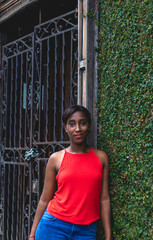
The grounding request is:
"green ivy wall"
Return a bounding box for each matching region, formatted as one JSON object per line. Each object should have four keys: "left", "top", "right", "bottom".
{"left": 97, "top": 0, "right": 153, "bottom": 239}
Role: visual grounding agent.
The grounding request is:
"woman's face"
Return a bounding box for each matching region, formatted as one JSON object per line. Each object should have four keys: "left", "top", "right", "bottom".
{"left": 65, "top": 111, "right": 89, "bottom": 144}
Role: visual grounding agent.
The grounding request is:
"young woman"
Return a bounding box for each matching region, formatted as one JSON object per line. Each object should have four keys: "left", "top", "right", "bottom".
{"left": 29, "top": 105, "right": 111, "bottom": 240}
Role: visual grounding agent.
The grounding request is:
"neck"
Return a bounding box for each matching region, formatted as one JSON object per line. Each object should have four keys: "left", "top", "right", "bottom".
{"left": 68, "top": 142, "right": 90, "bottom": 154}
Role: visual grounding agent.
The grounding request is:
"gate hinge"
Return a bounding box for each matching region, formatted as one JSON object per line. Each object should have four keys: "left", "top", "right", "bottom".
{"left": 79, "top": 59, "right": 86, "bottom": 71}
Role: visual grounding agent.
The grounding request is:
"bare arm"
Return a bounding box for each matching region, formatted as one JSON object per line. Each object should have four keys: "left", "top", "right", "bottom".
{"left": 100, "top": 152, "right": 112, "bottom": 240}
{"left": 94, "top": 149, "right": 112, "bottom": 240}
{"left": 29, "top": 154, "right": 57, "bottom": 239}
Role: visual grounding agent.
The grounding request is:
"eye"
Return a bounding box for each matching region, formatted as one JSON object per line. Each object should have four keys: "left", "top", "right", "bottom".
{"left": 80, "top": 120, "right": 86, "bottom": 126}
{"left": 69, "top": 121, "right": 75, "bottom": 127}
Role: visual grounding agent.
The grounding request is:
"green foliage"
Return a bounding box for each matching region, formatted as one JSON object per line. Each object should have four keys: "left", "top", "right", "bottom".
{"left": 97, "top": 0, "right": 153, "bottom": 239}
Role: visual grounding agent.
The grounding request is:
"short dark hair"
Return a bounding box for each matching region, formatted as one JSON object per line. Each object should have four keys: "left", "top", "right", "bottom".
{"left": 62, "top": 105, "right": 91, "bottom": 126}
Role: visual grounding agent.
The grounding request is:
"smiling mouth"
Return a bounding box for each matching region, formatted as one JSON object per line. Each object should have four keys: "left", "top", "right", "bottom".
{"left": 75, "top": 134, "right": 83, "bottom": 138}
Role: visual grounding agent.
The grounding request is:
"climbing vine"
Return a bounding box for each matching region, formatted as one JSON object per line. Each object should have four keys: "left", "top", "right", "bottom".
{"left": 97, "top": 0, "right": 153, "bottom": 239}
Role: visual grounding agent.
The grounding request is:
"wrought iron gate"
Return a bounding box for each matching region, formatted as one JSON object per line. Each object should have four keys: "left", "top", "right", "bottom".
{"left": 0, "top": 10, "right": 78, "bottom": 240}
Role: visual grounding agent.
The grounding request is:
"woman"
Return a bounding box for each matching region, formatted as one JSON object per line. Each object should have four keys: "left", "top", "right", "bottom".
{"left": 29, "top": 105, "right": 111, "bottom": 240}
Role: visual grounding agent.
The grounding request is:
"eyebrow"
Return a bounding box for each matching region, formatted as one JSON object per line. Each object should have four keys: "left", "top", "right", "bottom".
{"left": 68, "top": 118, "right": 87, "bottom": 122}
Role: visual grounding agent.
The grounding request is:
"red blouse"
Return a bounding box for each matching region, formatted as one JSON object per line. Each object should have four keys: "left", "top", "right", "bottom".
{"left": 47, "top": 149, "right": 103, "bottom": 224}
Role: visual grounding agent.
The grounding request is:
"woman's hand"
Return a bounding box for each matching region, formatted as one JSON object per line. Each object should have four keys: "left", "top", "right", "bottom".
{"left": 29, "top": 235, "right": 35, "bottom": 240}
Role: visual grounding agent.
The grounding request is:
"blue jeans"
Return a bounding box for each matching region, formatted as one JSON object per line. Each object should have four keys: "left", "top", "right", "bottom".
{"left": 35, "top": 210, "right": 97, "bottom": 240}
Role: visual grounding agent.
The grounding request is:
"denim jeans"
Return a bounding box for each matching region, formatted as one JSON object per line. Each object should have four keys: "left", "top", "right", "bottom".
{"left": 35, "top": 210, "right": 97, "bottom": 240}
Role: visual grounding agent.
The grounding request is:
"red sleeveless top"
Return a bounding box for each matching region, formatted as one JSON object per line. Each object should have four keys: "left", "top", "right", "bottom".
{"left": 47, "top": 149, "right": 103, "bottom": 224}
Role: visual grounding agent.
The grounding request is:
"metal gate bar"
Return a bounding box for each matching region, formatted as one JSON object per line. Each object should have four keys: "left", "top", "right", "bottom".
{"left": 33, "top": 10, "right": 78, "bottom": 146}
{"left": 2, "top": 34, "right": 34, "bottom": 149}
{"left": 1, "top": 33, "right": 34, "bottom": 240}
{"left": 3, "top": 154, "right": 30, "bottom": 240}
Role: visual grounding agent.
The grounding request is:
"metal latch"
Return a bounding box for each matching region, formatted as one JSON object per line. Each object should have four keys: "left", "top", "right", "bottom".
{"left": 32, "top": 180, "right": 38, "bottom": 193}
{"left": 79, "top": 59, "right": 86, "bottom": 71}
{"left": 24, "top": 148, "right": 39, "bottom": 162}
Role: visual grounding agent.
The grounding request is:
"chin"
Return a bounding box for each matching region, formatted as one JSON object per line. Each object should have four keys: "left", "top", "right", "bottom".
{"left": 74, "top": 139, "right": 86, "bottom": 144}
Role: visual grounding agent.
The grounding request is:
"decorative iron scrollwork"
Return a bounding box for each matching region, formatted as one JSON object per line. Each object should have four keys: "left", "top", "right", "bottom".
{"left": 35, "top": 10, "right": 77, "bottom": 41}
{"left": 3, "top": 34, "right": 33, "bottom": 58}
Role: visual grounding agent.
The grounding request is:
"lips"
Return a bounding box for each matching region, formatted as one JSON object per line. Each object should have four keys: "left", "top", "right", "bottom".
{"left": 75, "top": 134, "right": 83, "bottom": 138}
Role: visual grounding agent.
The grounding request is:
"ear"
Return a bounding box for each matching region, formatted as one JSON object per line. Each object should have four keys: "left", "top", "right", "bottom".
{"left": 64, "top": 124, "right": 68, "bottom": 133}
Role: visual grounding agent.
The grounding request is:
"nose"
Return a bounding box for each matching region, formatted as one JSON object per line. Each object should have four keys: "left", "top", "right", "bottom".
{"left": 75, "top": 123, "right": 80, "bottom": 131}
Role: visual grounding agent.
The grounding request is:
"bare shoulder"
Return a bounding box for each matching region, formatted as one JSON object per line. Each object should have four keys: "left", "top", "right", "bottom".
{"left": 93, "top": 148, "right": 109, "bottom": 166}
{"left": 48, "top": 149, "right": 65, "bottom": 161}
{"left": 47, "top": 149, "right": 65, "bottom": 171}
